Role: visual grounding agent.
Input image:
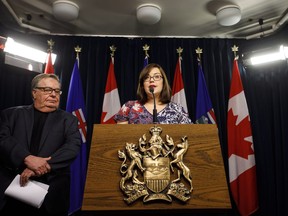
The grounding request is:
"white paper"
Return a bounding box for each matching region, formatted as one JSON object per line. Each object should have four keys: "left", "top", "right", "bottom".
{"left": 4, "top": 174, "right": 49, "bottom": 208}
{"left": 31, "top": 180, "right": 49, "bottom": 191}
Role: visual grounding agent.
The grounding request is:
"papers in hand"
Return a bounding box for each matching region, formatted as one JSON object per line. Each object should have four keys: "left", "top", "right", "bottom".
{"left": 4, "top": 174, "right": 49, "bottom": 208}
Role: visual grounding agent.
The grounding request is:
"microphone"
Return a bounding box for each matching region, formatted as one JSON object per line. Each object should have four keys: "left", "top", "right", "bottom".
{"left": 149, "top": 86, "right": 158, "bottom": 124}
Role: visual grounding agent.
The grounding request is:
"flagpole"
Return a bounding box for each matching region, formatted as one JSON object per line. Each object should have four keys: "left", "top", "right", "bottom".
{"left": 75, "top": 45, "right": 81, "bottom": 67}
{"left": 109, "top": 44, "right": 116, "bottom": 67}
{"left": 143, "top": 44, "right": 149, "bottom": 57}
{"left": 44, "top": 39, "right": 55, "bottom": 74}
{"left": 110, "top": 44, "right": 116, "bottom": 58}
{"left": 176, "top": 46, "right": 183, "bottom": 59}
{"left": 47, "top": 39, "right": 54, "bottom": 53}
{"left": 231, "top": 44, "right": 239, "bottom": 61}
{"left": 143, "top": 44, "right": 149, "bottom": 67}
{"left": 195, "top": 47, "right": 202, "bottom": 64}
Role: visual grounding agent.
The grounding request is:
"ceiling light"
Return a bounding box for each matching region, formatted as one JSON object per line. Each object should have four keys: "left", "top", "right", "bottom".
{"left": 216, "top": 5, "right": 241, "bottom": 26}
{"left": 136, "top": 4, "right": 161, "bottom": 25}
{"left": 53, "top": 0, "right": 79, "bottom": 22}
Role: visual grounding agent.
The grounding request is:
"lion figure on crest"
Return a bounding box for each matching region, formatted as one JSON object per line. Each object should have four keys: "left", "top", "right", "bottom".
{"left": 118, "top": 143, "right": 146, "bottom": 191}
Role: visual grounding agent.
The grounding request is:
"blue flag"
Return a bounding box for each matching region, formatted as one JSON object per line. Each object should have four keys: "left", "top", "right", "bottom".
{"left": 66, "top": 59, "right": 87, "bottom": 215}
{"left": 195, "top": 63, "right": 216, "bottom": 124}
{"left": 144, "top": 55, "right": 149, "bottom": 67}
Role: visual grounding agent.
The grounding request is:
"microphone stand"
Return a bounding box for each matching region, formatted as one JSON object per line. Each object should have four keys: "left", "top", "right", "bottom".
{"left": 149, "top": 87, "right": 158, "bottom": 124}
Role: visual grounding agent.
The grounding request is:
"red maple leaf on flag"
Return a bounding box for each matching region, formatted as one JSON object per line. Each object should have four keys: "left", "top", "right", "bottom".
{"left": 227, "top": 110, "right": 254, "bottom": 159}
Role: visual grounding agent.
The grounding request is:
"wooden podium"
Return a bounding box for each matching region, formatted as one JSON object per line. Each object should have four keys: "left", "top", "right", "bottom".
{"left": 82, "top": 124, "right": 231, "bottom": 211}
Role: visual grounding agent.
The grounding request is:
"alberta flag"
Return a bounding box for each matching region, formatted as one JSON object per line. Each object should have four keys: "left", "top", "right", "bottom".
{"left": 171, "top": 56, "right": 188, "bottom": 113}
{"left": 143, "top": 55, "right": 149, "bottom": 67}
{"left": 100, "top": 56, "right": 121, "bottom": 124}
{"left": 227, "top": 58, "right": 258, "bottom": 216}
{"left": 66, "top": 59, "right": 87, "bottom": 215}
{"left": 195, "top": 62, "right": 216, "bottom": 124}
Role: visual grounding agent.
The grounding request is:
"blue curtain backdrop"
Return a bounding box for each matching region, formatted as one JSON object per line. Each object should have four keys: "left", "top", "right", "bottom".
{"left": 1, "top": 24, "right": 288, "bottom": 216}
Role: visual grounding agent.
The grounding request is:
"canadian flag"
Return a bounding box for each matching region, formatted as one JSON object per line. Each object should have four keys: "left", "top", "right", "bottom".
{"left": 100, "top": 56, "right": 121, "bottom": 124}
{"left": 171, "top": 56, "right": 188, "bottom": 113}
{"left": 44, "top": 52, "right": 54, "bottom": 74}
{"left": 227, "top": 58, "right": 258, "bottom": 216}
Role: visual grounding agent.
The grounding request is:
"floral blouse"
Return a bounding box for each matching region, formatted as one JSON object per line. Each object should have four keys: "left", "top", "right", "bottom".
{"left": 114, "top": 100, "right": 192, "bottom": 124}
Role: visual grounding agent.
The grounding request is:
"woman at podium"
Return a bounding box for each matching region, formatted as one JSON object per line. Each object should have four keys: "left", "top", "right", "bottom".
{"left": 114, "top": 63, "right": 192, "bottom": 124}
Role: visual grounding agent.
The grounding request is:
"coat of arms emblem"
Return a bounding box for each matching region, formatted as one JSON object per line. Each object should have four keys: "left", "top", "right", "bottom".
{"left": 118, "top": 126, "right": 193, "bottom": 204}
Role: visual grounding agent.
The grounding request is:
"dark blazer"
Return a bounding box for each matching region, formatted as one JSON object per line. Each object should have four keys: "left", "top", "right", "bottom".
{"left": 0, "top": 104, "right": 81, "bottom": 214}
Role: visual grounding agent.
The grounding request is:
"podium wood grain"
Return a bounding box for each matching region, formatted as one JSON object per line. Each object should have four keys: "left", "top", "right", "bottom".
{"left": 82, "top": 124, "right": 231, "bottom": 211}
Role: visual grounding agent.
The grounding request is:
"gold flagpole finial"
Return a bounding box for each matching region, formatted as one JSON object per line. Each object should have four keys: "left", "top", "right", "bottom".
{"left": 195, "top": 47, "right": 203, "bottom": 62}
{"left": 74, "top": 45, "right": 82, "bottom": 59}
{"left": 110, "top": 45, "right": 117, "bottom": 57}
{"left": 176, "top": 47, "right": 183, "bottom": 57}
{"left": 143, "top": 44, "right": 150, "bottom": 57}
{"left": 232, "top": 45, "right": 239, "bottom": 59}
{"left": 47, "top": 39, "right": 55, "bottom": 52}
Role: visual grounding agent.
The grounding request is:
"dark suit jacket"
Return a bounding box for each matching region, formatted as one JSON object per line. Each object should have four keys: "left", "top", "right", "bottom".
{"left": 0, "top": 104, "right": 81, "bottom": 214}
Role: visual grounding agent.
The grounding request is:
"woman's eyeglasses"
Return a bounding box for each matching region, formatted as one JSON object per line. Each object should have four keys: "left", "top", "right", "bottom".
{"left": 144, "top": 74, "right": 163, "bottom": 82}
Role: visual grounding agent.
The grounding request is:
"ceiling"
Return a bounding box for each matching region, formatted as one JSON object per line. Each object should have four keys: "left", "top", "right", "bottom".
{"left": 0, "top": 0, "right": 288, "bottom": 39}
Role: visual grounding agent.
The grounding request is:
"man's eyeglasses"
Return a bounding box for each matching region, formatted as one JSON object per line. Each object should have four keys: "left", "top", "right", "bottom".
{"left": 144, "top": 74, "right": 163, "bottom": 82}
{"left": 35, "top": 87, "right": 62, "bottom": 95}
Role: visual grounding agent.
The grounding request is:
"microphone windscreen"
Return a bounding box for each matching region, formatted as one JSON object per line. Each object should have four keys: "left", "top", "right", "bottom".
{"left": 149, "top": 86, "right": 154, "bottom": 93}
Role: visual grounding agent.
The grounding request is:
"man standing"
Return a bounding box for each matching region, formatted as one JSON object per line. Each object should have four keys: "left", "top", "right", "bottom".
{"left": 0, "top": 73, "right": 81, "bottom": 216}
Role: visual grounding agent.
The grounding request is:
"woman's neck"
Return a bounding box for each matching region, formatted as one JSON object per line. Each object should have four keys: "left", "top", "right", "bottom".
{"left": 147, "top": 97, "right": 161, "bottom": 105}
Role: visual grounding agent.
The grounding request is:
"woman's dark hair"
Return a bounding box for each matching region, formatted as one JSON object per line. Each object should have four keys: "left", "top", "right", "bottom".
{"left": 137, "top": 63, "right": 171, "bottom": 104}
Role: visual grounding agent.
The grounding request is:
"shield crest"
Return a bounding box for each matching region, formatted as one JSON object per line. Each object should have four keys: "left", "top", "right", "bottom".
{"left": 143, "top": 157, "right": 170, "bottom": 193}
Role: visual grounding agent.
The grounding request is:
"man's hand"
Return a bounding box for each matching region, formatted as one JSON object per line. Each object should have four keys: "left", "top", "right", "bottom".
{"left": 24, "top": 155, "right": 51, "bottom": 176}
{"left": 19, "top": 168, "right": 36, "bottom": 186}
